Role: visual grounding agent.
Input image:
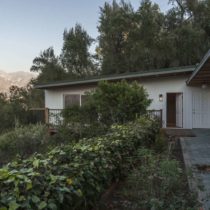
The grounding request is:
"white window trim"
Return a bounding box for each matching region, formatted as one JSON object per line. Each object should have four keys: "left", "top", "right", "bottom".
{"left": 63, "top": 94, "right": 88, "bottom": 108}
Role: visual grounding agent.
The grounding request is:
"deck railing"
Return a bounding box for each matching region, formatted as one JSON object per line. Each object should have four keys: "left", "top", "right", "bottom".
{"left": 29, "top": 108, "right": 163, "bottom": 127}
{"left": 147, "top": 109, "right": 163, "bottom": 127}
{"left": 48, "top": 109, "right": 63, "bottom": 125}
{"left": 28, "top": 108, "right": 47, "bottom": 124}
{"left": 29, "top": 108, "right": 63, "bottom": 125}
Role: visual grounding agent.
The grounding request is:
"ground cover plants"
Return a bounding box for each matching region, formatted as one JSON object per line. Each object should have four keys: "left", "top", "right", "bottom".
{"left": 98, "top": 148, "right": 198, "bottom": 210}
{"left": 0, "top": 117, "right": 159, "bottom": 210}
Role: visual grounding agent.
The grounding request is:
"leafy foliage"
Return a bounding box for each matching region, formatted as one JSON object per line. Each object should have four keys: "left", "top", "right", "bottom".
{"left": 118, "top": 148, "right": 198, "bottom": 210}
{"left": 0, "top": 84, "right": 44, "bottom": 134}
{"left": 31, "top": 24, "right": 98, "bottom": 85}
{"left": 61, "top": 24, "right": 98, "bottom": 77}
{"left": 87, "top": 80, "right": 151, "bottom": 125}
{"left": 97, "top": 0, "right": 210, "bottom": 74}
{"left": 61, "top": 104, "right": 106, "bottom": 141}
{"left": 30, "top": 47, "right": 66, "bottom": 83}
{"left": 63, "top": 81, "right": 151, "bottom": 127}
{"left": 0, "top": 117, "right": 159, "bottom": 210}
{"left": 0, "top": 124, "right": 49, "bottom": 165}
{"left": 28, "top": 0, "right": 210, "bottom": 79}
{"left": 97, "top": 0, "right": 135, "bottom": 74}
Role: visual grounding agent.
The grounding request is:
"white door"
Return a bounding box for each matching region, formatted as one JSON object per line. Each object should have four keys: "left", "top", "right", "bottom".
{"left": 176, "top": 93, "right": 183, "bottom": 128}
{"left": 192, "top": 91, "right": 210, "bottom": 128}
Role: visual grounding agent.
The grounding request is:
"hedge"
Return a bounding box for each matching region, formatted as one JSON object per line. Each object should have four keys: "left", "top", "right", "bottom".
{"left": 0, "top": 117, "right": 159, "bottom": 210}
{"left": 0, "top": 124, "right": 49, "bottom": 165}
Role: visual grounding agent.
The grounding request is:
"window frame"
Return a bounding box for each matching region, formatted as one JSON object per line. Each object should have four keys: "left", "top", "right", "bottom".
{"left": 63, "top": 94, "right": 81, "bottom": 108}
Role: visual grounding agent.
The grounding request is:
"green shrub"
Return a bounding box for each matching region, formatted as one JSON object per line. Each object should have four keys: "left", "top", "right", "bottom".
{"left": 153, "top": 130, "right": 167, "bottom": 152}
{"left": 0, "top": 117, "right": 158, "bottom": 210}
{"left": 63, "top": 80, "right": 152, "bottom": 127}
{"left": 61, "top": 81, "right": 152, "bottom": 142}
{"left": 121, "top": 148, "right": 198, "bottom": 210}
{"left": 90, "top": 80, "right": 151, "bottom": 125}
{"left": 61, "top": 105, "right": 107, "bottom": 141}
{"left": 52, "top": 122, "right": 108, "bottom": 145}
{"left": 0, "top": 124, "right": 49, "bottom": 165}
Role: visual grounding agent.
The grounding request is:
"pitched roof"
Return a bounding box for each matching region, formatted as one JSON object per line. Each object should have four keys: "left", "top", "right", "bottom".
{"left": 186, "top": 50, "right": 210, "bottom": 86}
{"left": 35, "top": 66, "right": 195, "bottom": 89}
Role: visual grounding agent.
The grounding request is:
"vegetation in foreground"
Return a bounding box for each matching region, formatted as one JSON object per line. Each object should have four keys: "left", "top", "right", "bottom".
{"left": 0, "top": 117, "right": 158, "bottom": 210}
{"left": 98, "top": 148, "right": 198, "bottom": 210}
{"left": 0, "top": 124, "right": 49, "bottom": 166}
{"left": 0, "top": 80, "right": 151, "bottom": 166}
{"left": 0, "top": 80, "right": 198, "bottom": 210}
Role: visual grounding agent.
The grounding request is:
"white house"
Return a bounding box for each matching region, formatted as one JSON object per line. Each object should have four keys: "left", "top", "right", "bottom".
{"left": 35, "top": 50, "right": 210, "bottom": 129}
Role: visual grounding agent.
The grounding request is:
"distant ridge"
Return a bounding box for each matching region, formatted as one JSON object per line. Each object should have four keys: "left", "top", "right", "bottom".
{"left": 0, "top": 70, "right": 36, "bottom": 93}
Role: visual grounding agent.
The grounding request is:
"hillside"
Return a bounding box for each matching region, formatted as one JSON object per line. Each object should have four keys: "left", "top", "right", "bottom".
{"left": 0, "top": 70, "right": 35, "bottom": 93}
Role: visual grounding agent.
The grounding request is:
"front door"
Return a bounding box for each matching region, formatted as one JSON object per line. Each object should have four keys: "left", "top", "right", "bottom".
{"left": 192, "top": 91, "right": 210, "bottom": 128}
{"left": 167, "top": 93, "right": 183, "bottom": 128}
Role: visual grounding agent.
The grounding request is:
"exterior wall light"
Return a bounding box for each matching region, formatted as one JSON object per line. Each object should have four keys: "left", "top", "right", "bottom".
{"left": 159, "top": 94, "right": 163, "bottom": 102}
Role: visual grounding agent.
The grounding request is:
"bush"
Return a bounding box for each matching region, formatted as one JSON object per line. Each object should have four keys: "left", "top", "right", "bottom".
{"left": 63, "top": 80, "right": 152, "bottom": 127}
{"left": 0, "top": 124, "right": 49, "bottom": 165}
{"left": 61, "top": 81, "right": 152, "bottom": 142}
{"left": 0, "top": 117, "right": 158, "bottom": 210}
{"left": 61, "top": 104, "right": 107, "bottom": 141}
{"left": 121, "top": 149, "right": 198, "bottom": 210}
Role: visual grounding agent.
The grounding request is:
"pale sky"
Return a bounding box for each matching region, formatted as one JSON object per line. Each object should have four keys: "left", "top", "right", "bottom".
{"left": 0, "top": 0, "right": 171, "bottom": 73}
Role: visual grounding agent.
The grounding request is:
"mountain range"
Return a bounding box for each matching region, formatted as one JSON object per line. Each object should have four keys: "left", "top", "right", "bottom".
{"left": 0, "top": 70, "right": 36, "bottom": 93}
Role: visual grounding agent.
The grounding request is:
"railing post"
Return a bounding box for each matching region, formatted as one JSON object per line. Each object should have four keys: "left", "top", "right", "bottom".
{"left": 45, "top": 108, "right": 49, "bottom": 124}
{"left": 160, "top": 109, "right": 163, "bottom": 128}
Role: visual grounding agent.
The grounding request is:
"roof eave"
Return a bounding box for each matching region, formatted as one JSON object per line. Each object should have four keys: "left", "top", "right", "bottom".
{"left": 186, "top": 49, "right": 210, "bottom": 85}
{"left": 35, "top": 68, "right": 194, "bottom": 90}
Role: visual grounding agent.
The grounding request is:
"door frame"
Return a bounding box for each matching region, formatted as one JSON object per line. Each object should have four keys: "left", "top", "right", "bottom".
{"left": 166, "top": 92, "right": 183, "bottom": 128}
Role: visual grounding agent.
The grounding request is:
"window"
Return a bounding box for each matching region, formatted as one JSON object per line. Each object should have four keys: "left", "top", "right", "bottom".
{"left": 64, "top": 94, "right": 80, "bottom": 108}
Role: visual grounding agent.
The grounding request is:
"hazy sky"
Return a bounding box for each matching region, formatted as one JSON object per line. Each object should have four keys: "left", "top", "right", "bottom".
{"left": 0, "top": 0, "right": 171, "bottom": 73}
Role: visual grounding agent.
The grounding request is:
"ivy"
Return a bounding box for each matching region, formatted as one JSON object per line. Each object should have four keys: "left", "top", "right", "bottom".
{"left": 0, "top": 117, "right": 159, "bottom": 210}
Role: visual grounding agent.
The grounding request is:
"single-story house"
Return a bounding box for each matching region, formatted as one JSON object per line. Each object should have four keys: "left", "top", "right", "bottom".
{"left": 35, "top": 50, "right": 210, "bottom": 129}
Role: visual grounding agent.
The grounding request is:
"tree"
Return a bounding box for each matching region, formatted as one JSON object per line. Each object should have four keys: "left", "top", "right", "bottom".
{"left": 166, "top": 0, "right": 210, "bottom": 65}
{"left": 129, "top": 0, "right": 165, "bottom": 69}
{"left": 97, "top": 0, "right": 210, "bottom": 72}
{"left": 0, "top": 95, "right": 14, "bottom": 133}
{"left": 30, "top": 47, "right": 66, "bottom": 83}
{"left": 0, "top": 83, "right": 45, "bottom": 134}
{"left": 61, "top": 24, "right": 97, "bottom": 77}
{"left": 98, "top": 0, "right": 169, "bottom": 74}
{"left": 98, "top": 0, "right": 135, "bottom": 74}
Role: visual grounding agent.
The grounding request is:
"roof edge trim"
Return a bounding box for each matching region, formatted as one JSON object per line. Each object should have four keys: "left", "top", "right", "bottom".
{"left": 186, "top": 49, "right": 210, "bottom": 85}
{"left": 35, "top": 66, "right": 195, "bottom": 89}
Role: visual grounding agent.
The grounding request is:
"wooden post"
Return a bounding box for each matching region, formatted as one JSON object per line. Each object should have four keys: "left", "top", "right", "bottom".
{"left": 45, "top": 108, "right": 49, "bottom": 124}
{"left": 160, "top": 109, "right": 163, "bottom": 128}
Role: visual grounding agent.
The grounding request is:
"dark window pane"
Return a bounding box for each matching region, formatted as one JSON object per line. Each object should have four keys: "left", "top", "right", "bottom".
{"left": 64, "top": 94, "right": 80, "bottom": 108}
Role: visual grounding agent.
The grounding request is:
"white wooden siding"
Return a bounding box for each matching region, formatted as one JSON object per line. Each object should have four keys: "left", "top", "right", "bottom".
{"left": 44, "top": 76, "right": 210, "bottom": 129}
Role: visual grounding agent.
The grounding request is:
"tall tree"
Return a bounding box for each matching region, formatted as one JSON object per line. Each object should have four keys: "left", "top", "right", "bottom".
{"left": 166, "top": 0, "right": 210, "bottom": 65}
{"left": 129, "top": 0, "right": 164, "bottom": 69}
{"left": 30, "top": 47, "right": 66, "bottom": 83}
{"left": 61, "top": 24, "right": 97, "bottom": 77}
{"left": 98, "top": 0, "right": 135, "bottom": 74}
{"left": 98, "top": 0, "right": 166, "bottom": 74}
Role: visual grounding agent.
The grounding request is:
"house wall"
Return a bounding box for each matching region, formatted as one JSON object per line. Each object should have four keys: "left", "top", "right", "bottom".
{"left": 44, "top": 76, "right": 210, "bottom": 129}
{"left": 45, "top": 86, "right": 94, "bottom": 109}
